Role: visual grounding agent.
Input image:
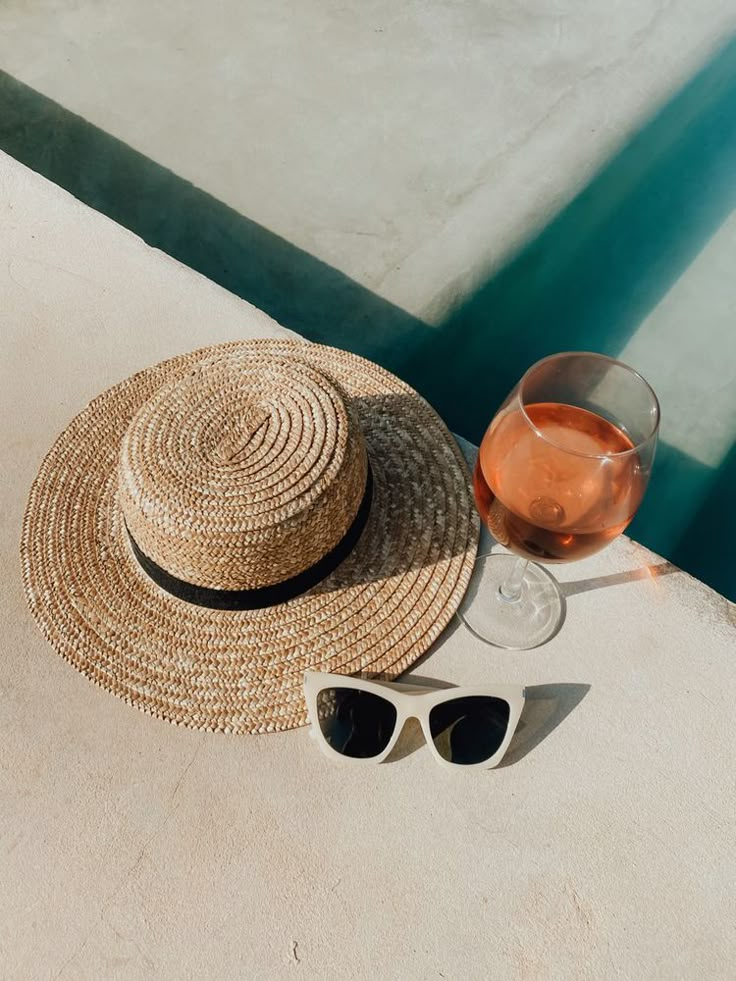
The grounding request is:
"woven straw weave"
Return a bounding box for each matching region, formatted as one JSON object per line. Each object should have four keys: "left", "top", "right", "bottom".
{"left": 21, "top": 339, "right": 479, "bottom": 733}
{"left": 119, "top": 352, "right": 368, "bottom": 589}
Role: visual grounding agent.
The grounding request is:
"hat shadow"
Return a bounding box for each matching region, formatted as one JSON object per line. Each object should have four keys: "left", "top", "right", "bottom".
{"left": 306, "top": 391, "right": 478, "bottom": 595}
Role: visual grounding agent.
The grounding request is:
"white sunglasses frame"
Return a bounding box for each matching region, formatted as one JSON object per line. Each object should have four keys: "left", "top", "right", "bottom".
{"left": 304, "top": 671, "right": 526, "bottom": 770}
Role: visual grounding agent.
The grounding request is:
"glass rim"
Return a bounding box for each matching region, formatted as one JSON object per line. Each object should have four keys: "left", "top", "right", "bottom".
{"left": 516, "top": 351, "right": 661, "bottom": 459}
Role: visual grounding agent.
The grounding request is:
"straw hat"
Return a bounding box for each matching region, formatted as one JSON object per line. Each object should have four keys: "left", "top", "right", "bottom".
{"left": 21, "top": 338, "right": 479, "bottom": 733}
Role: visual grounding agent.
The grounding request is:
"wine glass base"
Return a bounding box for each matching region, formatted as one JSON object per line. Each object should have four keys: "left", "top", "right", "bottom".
{"left": 459, "top": 553, "right": 564, "bottom": 650}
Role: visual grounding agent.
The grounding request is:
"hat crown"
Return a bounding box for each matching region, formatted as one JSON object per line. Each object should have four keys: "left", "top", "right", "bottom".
{"left": 118, "top": 352, "right": 368, "bottom": 590}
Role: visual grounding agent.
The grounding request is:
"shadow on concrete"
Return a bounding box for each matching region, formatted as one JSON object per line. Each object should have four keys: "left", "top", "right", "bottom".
{"left": 669, "top": 440, "right": 736, "bottom": 596}
{"left": 561, "top": 561, "right": 679, "bottom": 598}
{"left": 402, "top": 37, "right": 736, "bottom": 601}
{"left": 499, "top": 683, "right": 591, "bottom": 768}
{"left": 626, "top": 439, "right": 731, "bottom": 566}
{"left": 400, "top": 38, "right": 736, "bottom": 440}
{"left": 0, "top": 69, "right": 425, "bottom": 373}
{"left": 384, "top": 680, "right": 591, "bottom": 767}
{"left": 1, "top": 46, "right": 735, "bottom": 600}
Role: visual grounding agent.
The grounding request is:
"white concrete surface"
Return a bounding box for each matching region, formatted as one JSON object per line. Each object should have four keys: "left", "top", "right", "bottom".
{"left": 2, "top": 153, "right": 736, "bottom": 980}
{"left": 0, "top": 0, "right": 733, "bottom": 323}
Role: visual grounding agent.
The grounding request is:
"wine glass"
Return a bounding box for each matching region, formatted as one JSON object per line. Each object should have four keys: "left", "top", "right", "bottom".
{"left": 460, "top": 352, "right": 660, "bottom": 649}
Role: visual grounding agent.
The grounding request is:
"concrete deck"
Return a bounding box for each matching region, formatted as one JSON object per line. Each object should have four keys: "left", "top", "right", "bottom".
{"left": 2, "top": 152, "right": 735, "bottom": 980}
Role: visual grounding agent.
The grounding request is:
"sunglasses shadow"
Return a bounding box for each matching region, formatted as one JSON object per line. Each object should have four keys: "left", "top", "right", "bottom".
{"left": 498, "top": 683, "right": 591, "bottom": 768}
{"left": 382, "top": 678, "right": 591, "bottom": 767}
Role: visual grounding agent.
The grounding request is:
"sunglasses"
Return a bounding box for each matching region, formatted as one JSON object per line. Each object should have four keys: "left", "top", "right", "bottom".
{"left": 304, "top": 672, "right": 525, "bottom": 769}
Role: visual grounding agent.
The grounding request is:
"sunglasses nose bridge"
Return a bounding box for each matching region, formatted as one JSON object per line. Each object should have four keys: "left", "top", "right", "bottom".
{"left": 393, "top": 691, "right": 435, "bottom": 729}
{"left": 394, "top": 705, "right": 431, "bottom": 742}
{"left": 392, "top": 697, "right": 422, "bottom": 725}
{"left": 388, "top": 712, "right": 429, "bottom": 760}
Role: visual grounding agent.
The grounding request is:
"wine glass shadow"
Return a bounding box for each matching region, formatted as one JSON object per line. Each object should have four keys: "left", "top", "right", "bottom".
{"left": 382, "top": 676, "right": 590, "bottom": 766}
{"left": 560, "top": 560, "right": 679, "bottom": 597}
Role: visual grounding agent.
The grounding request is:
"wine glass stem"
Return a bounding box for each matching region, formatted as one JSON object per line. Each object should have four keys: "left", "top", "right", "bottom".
{"left": 498, "top": 558, "right": 529, "bottom": 603}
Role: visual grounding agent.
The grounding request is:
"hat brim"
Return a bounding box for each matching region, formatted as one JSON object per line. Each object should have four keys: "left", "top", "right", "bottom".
{"left": 21, "top": 339, "right": 479, "bottom": 733}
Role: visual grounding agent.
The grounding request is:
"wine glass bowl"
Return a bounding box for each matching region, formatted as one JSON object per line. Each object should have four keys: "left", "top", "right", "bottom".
{"left": 461, "top": 353, "right": 660, "bottom": 649}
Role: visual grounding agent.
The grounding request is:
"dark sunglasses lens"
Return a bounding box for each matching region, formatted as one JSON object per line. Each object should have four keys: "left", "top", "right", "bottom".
{"left": 429, "top": 696, "right": 511, "bottom": 765}
{"left": 316, "top": 687, "right": 398, "bottom": 759}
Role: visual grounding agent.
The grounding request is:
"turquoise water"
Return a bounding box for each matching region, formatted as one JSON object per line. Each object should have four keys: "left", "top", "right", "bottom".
{"left": 2, "top": 45, "right": 734, "bottom": 600}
